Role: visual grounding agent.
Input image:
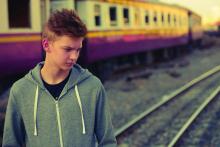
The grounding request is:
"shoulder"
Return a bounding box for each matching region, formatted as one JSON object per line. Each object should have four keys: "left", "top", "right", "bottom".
{"left": 10, "top": 75, "right": 32, "bottom": 95}
{"left": 7, "top": 76, "right": 27, "bottom": 107}
{"left": 89, "top": 74, "right": 103, "bottom": 86}
{"left": 75, "top": 65, "right": 103, "bottom": 87}
{"left": 11, "top": 76, "right": 26, "bottom": 90}
{"left": 78, "top": 72, "right": 105, "bottom": 96}
{"left": 85, "top": 72, "right": 104, "bottom": 89}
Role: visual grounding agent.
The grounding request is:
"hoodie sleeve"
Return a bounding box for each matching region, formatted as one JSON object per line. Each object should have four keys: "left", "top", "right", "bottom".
{"left": 95, "top": 84, "right": 117, "bottom": 147}
{"left": 2, "top": 88, "right": 25, "bottom": 147}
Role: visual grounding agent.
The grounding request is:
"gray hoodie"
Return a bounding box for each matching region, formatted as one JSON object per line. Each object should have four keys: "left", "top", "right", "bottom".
{"left": 3, "top": 62, "right": 117, "bottom": 147}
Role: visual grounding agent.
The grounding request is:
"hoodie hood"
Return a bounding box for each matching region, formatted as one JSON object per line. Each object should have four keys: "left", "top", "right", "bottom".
{"left": 25, "top": 62, "right": 92, "bottom": 91}
{"left": 25, "top": 62, "right": 92, "bottom": 137}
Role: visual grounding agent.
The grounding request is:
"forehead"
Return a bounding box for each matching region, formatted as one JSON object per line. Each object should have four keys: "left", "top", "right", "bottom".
{"left": 53, "top": 35, "right": 84, "bottom": 46}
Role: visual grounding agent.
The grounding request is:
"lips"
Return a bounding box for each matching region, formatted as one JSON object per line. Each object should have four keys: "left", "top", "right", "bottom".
{"left": 66, "top": 63, "right": 74, "bottom": 66}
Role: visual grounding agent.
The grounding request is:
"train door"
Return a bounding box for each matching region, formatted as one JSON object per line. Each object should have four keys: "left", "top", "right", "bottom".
{"left": 40, "top": 0, "right": 50, "bottom": 27}
{"left": 50, "top": 0, "right": 75, "bottom": 12}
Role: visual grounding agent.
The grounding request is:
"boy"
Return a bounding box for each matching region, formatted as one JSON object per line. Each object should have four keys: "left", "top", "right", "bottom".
{"left": 3, "top": 9, "right": 117, "bottom": 147}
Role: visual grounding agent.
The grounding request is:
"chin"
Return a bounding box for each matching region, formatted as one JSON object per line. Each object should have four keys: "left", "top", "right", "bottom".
{"left": 63, "top": 66, "right": 72, "bottom": 71}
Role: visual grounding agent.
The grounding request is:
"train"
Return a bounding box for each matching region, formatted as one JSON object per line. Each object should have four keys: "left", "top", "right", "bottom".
{"left": 0, "top": 0, "right": 203, "bottom": 79}
{"left": 205, "top": 21, "right": 220, "bottom": 37}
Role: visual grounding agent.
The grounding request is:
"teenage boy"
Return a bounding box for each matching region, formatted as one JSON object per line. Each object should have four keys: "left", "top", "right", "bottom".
{"left": 3, "top": 9, "right": 117, "bottom": 147}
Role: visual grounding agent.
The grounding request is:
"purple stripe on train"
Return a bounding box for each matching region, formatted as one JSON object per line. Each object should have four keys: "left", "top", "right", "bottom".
{"left": 86, "top": 35, "right": 189, "bottom": 64}
{"left": 0, "top": 41, "right": 42, "bottom": 77}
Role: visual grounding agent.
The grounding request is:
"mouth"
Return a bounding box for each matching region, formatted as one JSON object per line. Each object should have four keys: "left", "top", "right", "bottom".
{"left": 66, "top": 63, "right": 74, "bottom": 66}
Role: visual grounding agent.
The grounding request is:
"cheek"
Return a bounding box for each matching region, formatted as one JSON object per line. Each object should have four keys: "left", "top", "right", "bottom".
{"left": 52, "top": 51, "right": 65, "bottom": 61}
{"left": 61, "top": 53, "right": 70, "bottom": 61}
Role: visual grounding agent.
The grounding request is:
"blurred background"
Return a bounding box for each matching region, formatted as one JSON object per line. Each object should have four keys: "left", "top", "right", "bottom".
{"left": 1, "top": 0, "right": 220, "bottom": 146}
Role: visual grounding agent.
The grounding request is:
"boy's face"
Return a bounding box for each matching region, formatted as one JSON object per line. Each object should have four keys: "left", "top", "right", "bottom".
{"left": 44, "top": 35, "right": 83, "bottom": 72}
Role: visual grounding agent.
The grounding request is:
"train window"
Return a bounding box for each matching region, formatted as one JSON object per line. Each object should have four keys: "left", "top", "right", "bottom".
{"left": 109, "top": 6, "right": 117, "bottom": 26}
{"left": 153, "top": 11, "right": 157, "bottom": 25}
{"left": 145, "top": 10, "right": 149, "bottom": 25}
{"left": 123, "top": 8, "right": 129, "bottom": 25}
{"left": 94, "top": 4, "right": 101, "bottom": 26}
{"left": 8, "top": 0, "right": 30, "bottom": 28}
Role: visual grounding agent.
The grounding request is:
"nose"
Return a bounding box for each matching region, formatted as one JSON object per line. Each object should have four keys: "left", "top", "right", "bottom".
{"left": 69, "top": 50, "right": 79, "bottom": 61}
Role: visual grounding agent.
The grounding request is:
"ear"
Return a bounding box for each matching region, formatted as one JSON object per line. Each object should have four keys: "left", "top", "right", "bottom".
{"left": 42, "top": 39, "right": 50, "bottom": 52}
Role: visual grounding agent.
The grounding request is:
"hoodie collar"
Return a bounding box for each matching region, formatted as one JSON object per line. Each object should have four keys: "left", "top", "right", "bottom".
{"left": 25, "top": 61, "right": 92, "bottom": 91}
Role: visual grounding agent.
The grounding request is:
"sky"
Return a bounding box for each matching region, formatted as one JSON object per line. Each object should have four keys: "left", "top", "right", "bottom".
{"left": 160, "top": 0, "right": 220, "bottom": 25}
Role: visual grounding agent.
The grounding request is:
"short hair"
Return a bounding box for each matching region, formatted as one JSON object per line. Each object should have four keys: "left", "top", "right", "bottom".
{"left": 42, "top": 9, "right": 87, "bottom": 41}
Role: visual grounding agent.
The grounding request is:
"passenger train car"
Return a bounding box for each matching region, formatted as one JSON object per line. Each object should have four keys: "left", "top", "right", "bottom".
{"left": 0, "top": 0, "right": 203, "bottom": 78}
{"left": 205, "top": 21, "right": 220, "bottom": 37}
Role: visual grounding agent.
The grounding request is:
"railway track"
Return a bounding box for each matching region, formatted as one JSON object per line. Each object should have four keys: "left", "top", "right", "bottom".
{"left": 168, "top": 84, "right": 220, "bottom": 147}
{"left": 172, "top": 86, "right": 220, "bottom": 146}
{"left": 116, "top": 65, "right": 220, "bottom": 147}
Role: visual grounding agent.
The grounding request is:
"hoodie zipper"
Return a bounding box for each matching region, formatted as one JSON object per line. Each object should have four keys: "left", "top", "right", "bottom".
{"left": 55, "top": 100, "right": 64, "bottom": 147}
{"left": 40, "top": 87, "right": 85, "bottom": 147}
{"left": 44, "top": 89, "right": 64, "bottom": 147}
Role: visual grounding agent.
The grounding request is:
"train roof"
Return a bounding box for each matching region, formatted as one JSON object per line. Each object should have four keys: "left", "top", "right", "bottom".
{"left": 143, "top": 0, "right": 202, "bottom": 18}
{"left": 169, "top": 4, "right": 201, "bottom": 18}
{"left": 78, "top": 0, "right": 200, "bottom": 15}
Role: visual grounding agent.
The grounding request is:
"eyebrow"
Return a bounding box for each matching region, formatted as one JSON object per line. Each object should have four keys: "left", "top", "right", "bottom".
{"left": 62, "top": 46, "right": 77, "bottom": 49}
{"left": 62, "top": 46, "right": 82, "bottom": 50}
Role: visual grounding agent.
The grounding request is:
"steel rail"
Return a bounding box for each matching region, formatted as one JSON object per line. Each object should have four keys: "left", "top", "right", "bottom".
{"left": 167, "top": 83, "right": 220, "bottom": 147}
{"left": 116, "top": 65, "right": 220, "bottom": 138}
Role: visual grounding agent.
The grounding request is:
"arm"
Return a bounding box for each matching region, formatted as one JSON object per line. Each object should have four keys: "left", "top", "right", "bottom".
{"left": 95, "top": 85, "right": 117, "bottom": 147}
{"left": 2, "top": 89, "right": 25, "bottom": 147}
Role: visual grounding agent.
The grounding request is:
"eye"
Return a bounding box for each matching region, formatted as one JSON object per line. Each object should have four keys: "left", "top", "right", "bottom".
{"left": 66, "top": 49, "right": 72, "bottom": 52}
{"left": 64, "top": 47, "right": 72, "bottom": 52}
{"left": 76, "top": 48, "right": 81, "bottom": 52}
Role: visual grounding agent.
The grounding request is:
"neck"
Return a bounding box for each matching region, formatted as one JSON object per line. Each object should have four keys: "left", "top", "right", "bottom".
{"left": 41, "top": 62, "right": 70, "bottom": 84}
